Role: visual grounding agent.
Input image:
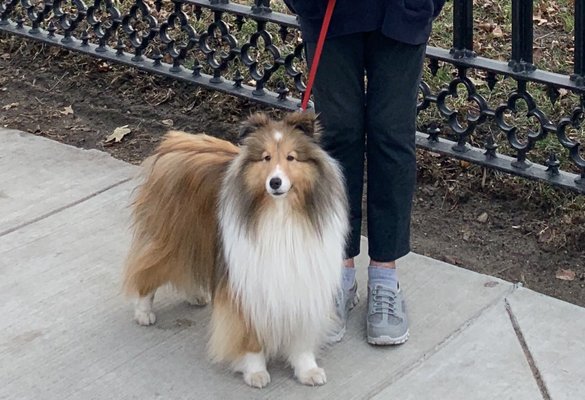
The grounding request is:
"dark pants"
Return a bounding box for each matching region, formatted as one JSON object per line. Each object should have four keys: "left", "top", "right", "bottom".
{"left": 305, "top": 31, "right": 425, "bottom": 262}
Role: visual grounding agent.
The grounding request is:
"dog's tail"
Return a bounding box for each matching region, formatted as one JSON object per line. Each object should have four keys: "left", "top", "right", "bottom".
{"left": 122, "top": 131, "right": 239, "bottom": 298}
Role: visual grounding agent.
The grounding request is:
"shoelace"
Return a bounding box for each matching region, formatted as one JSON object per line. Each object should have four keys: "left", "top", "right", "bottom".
{"left": 370, "top": 286, "right": 398, "bottom": 316}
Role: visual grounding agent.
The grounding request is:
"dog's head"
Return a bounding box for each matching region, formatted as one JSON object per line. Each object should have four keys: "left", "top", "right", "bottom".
{"left": 236, "top": 112, "right": 326, "bottom": 204}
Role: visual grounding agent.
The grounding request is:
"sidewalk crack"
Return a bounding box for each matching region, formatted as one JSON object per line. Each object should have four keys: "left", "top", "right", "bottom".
{"left": 505, "top": 298, "right": 552, "bottom": 400}
{"left": 366, "top": 284, "right": 515, "bottom": 399}
{"left": 0, "top": 177, "right": 132, "bottom": 238}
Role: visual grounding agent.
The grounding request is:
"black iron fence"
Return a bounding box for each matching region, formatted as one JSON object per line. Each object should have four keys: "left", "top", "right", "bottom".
{"left": 0, "top": 0, "right": 584, "bottom": 193}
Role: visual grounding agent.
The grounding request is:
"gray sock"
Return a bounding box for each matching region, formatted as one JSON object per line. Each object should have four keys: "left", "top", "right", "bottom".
{"left": 368, "top": 266, "right": 398, "bottom": 290}
{"left": 342, "top": 267, "right": 356, "bottom": 292}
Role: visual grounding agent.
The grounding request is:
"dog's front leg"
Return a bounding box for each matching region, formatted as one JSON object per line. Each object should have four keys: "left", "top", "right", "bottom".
{"left": 209, "top": 283, "right": 270, "bottom": 388}
{"left": 234, "top": 351, "right": 270, "bottom": 389}
{"left": 288, "top": 348, "right": 327, "bottom": 386}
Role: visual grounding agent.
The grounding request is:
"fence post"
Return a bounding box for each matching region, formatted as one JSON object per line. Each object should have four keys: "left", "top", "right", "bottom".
{"left": 450, "top": 0, "right": 475, "bottom": 59}
{"left": 509, "top": 0, "right": 535, "bottom": 72}
{"left": 571, "top": 0, "right": 584, "bottom": 86}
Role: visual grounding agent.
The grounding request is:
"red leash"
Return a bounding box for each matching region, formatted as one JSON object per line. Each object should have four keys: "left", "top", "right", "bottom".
{"left": 300, "top": 0, "right": 337, "bottom": 111}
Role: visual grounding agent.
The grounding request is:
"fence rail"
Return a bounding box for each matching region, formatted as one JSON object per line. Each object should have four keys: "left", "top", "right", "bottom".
{"left": 1, "top": 0, "right": 584, "bottom": 193}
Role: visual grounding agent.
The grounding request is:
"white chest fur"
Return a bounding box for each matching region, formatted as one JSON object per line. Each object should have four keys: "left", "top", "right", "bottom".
{"left": 219, "top": 199, "right": 346, "bottom": 355}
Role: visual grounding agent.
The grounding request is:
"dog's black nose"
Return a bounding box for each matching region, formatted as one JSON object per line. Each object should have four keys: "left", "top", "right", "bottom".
{"left": 269, "top": 177, "right": 282, "bottom": 190}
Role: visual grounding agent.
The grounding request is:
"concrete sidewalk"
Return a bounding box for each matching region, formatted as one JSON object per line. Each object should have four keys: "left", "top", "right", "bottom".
{"left": 1, "top": 128, "right": 583, "bottom": 400}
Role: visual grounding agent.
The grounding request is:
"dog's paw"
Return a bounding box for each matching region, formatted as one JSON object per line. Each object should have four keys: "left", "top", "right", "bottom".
{"left": 186, "top": 293, "right": 210, "bottom": 306}
{"left": 134, "top": 309, "right": 156, "bottom": 326}
{"left": 298, "top": 367, "right": 327, "bottom": 386}
{"left": 243, "top": 370, "right": 271, "bottom": 389}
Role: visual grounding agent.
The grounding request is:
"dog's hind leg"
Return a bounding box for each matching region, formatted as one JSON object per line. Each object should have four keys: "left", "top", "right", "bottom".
{"left": 134, "top": 291, "right": 156, "bottom": 326}
{"left": 123, "top": 259, "right": 167, "bottom": 326}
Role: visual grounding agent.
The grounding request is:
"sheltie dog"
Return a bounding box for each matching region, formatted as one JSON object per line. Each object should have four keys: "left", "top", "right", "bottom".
{"left": 122, "top": 112, "right": 349, "bottom": 388}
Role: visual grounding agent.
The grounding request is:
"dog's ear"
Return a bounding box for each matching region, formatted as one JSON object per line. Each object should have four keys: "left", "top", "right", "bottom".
{"left": 239, "top": 113, "right": 270, "bottom": 142}
{"left": 283, "top": 111, "right": 321, "bottom": 138}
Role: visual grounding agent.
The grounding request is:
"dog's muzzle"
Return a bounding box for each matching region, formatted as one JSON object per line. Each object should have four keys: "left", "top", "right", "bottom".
{"left": 266, "top": 170, "right": 291, "bottom": 197}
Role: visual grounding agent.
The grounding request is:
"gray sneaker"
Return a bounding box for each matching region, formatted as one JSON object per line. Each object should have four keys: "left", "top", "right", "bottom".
{"left": 367, "top": 283, "right": 409, "bottom": 345}
{"left": 329, "top": 280, "right": 360, "bottom": 342}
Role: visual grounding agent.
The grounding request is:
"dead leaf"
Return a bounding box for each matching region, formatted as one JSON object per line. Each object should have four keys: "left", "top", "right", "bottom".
{"left": 442, "top": 255, "right": 462, "bottom": 266}
{"left": 533, "top": 14, "right": 548, "bottom": 26}
{"left": 477, "top": 212, "right": 489, "bottom": 223}
{"left": 0, "top": 53, "right": 10, "bottom": 60}
{"left": 60, "top": 105, "right": 74, "bottom": 115}
{"left": 484, "top": 281, "right": 499, "bottom": 288}
{"left": 2, "top": 102, "right": 19, "bottom": 110}
{"left": 459, "top": 160, "right": 471, "bottom": 169}
{"left": 492, "top": 26, "right": 504, "bottom": 38}
{"left": 97, "top": 61, "right": 112, "bottom": 73}
{"left": 478, "top": 22, "right": 494, "bottom": 32}
{"left": 556, "top": 269, "right": 576, "bottom": 281}
{"left": 538, "top": 227, "right": 553, "bottom": 243}
{"left": 161, "top": 119, "right": 174, "bottom": 127}
{"left": 105, "top": 125, "right": 132, "bottom": 143}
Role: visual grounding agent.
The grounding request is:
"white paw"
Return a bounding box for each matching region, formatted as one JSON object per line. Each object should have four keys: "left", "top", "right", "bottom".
{"left": 134, "top": 309, "right": 156, "bottom": 326}
{"left": 244, "top": 370, "right": 271, "bottom": 388}
{"left": 298, "top": 367, "right": 327, "bottom": 386}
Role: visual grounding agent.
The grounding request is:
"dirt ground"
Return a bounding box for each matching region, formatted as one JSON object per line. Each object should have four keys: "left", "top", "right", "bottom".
{"left": 1, "top": 41, "right": 584, "bottom": 307}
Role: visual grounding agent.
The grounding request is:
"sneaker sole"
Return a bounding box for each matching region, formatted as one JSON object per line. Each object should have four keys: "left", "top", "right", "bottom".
{"left": 367, "top": 330, "right": 410, "bottom": 346}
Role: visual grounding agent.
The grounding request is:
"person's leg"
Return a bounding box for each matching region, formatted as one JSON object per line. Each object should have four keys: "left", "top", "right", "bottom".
{"left": 305, "top": 34, "right": 366, "bottom": 266}
{"left": 364, "top": 31, "right": 426, "bottom": 345}
{"left": 305, "top": 34, "right": 366, "bottom": 341}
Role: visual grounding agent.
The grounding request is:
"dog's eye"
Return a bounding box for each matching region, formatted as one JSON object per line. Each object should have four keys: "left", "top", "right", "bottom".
{"left": 263, "top": 155, "right": 271, "bottom": 162}
{"left": 286, "top": 155, "right": 295, "bottom": 162}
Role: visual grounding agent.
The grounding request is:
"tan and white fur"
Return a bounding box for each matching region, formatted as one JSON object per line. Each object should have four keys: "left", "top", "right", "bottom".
{"left": 123, "top": 112, "right": 348, "bottom": 388}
